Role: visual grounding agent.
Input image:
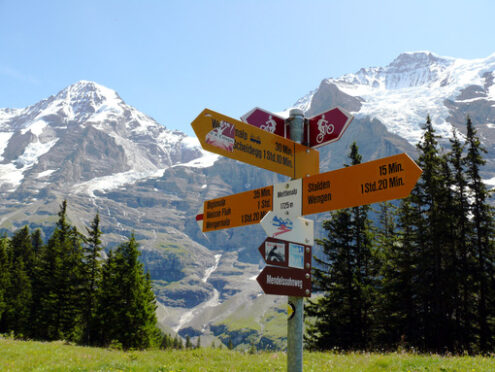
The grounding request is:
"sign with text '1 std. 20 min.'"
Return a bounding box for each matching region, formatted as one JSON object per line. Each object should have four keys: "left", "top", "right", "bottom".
{"left": 302, "top": 153, "right": 423, "bottom": 215}
{"left": 197, "top": 185, "right": 273, "bottom": 232}
{"left": 191, "top": 108, "right": 319, "bottom": 179}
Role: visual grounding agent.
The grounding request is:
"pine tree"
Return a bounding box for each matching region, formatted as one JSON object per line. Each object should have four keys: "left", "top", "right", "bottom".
{"left": 81, "top": 213, "right": 104, "bottom": 345}
{"left": 35, "top": 200, "right": 84, "bottom": 341}
{"left": 185, "top": 335, "right": 192, "bottom": 349}
{"left": 374, "top": 201, "right": 409, "bottom": 349}
{"left": 464, "top": 116, "right": 495, "bottom": 352}
{"left": 4, "top": 257, "right": 32, "bottom": 337}
{"left": 10, "top": 226, "right": 36, "bottom": 278}
{"left": 305, "top": 143, "right": 377, "bottom": 350}
{"left": 447, "top": 129, "right": 476, "bottom": 352}
{"left": 409, "top": 115, "right": 455, "bottom": 351}
{"left": 0, "top": 235, "right": 11, "bottom": 333}
{"left": 95, "top": 234, "right": 158, "bottom": 349}
{"left": 94, "top": 250, "right": 119, "bottom": 346}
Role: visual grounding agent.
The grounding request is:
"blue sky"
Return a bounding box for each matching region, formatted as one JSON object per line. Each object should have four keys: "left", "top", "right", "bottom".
{"left": 1, "top": 0, "right": 494, "bottom": 136}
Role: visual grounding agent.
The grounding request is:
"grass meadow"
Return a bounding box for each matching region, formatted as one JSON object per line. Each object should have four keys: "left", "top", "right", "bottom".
{"left": 1, "top": 337, "right": 494, "bottom": 371}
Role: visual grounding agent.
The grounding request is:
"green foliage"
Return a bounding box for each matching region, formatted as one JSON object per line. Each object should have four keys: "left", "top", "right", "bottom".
{"left": 0, "top": 200, "right": 162, "bottom": 351}
{"left": 95, "top": 234, "right": 160, "bottom": 349}
{"left": 306, "top": 143, "right": 378, "bottom": 351}
{"left": 306, "top": 117, "right": 495, "bottom": 354}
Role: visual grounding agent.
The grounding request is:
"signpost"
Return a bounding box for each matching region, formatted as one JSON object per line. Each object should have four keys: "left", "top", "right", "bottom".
{"left": 241, "top": 107, "right": 287, "bottom": 138}
{"left": 302, "top": 153, "right": 423, "bottom": 216}
{"left": 306, "top": 107, "right": 353, "bottom": 148}
{"left": 191, "top": 108, "right": 319, "bottom": 179}
{"left": 191, "top": 106, "right": 422, "bottom": 372}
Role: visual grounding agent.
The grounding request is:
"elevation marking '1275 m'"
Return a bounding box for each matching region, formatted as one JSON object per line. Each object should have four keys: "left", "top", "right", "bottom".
{"left": 191, "top": 108, "right": 319, "bottom": 179}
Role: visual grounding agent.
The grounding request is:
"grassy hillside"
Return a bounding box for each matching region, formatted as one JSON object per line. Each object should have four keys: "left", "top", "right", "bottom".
{"left": 1, "top": 338, "right": 494, "bottom": 371}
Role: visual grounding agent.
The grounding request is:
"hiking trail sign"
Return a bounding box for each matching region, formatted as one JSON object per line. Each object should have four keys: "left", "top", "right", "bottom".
{"left": 258, "top": 237, "right": 312, "bottom": 270}
{"left": 191, "top": 108, "right": 319, "bottom": 179}
{"left": 305, "top": 107, "right": 353, "bottom": 148}
{"left": 241, "top": 107, "right": 287, "bottom": 138}
{"left": 256, "top": 265, "right": 312, "bottom": 297}
{"left": 196, "top": 153, "right": 422, "bottom": 231}
{"left": 302, "top": 152, "right": 422, "bottom": 215}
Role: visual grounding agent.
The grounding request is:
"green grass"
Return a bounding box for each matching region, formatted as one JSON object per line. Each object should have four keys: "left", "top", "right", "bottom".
{"left": 1, "top": 338, "right": 494, "bottom": 371}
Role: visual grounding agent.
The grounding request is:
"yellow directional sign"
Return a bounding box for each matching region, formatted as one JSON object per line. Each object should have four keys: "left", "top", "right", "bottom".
{"left": 302, "top": 153, "right": 422, "bottom": 215}
{"left": 191, "top": 108, "right": 319, "bottom": 179}
{"left": 197, "top": 185, "right": 273, "bottom": 232}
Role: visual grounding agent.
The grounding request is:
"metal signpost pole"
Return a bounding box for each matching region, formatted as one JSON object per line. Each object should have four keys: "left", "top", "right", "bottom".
{"left": 287, "top": 109, "right": 305, "bottom": 372}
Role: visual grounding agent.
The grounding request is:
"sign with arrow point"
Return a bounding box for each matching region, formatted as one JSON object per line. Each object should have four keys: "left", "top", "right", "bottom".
{"left": 191, "top": 108, "right": 319, "bottom": 179}
{"left": 260, "top": 212, "right": 314, "bottom": 246}
{"left": 256, "top": 266, "right": 311, "bottom": 297}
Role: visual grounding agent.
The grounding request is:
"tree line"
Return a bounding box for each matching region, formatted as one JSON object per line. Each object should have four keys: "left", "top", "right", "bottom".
{"left": 306, "top": 116, "right": 495, "bottom": 354}
{"left": 0, "top": 201, "right": 179, "bottom": 350}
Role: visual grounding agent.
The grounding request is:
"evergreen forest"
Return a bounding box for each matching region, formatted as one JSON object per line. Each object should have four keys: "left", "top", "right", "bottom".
{"left": 306, "top": 116, "right": 495, "bottom": 354}
{"left": 0, "top": 201, "right": 185, "bottom": 350}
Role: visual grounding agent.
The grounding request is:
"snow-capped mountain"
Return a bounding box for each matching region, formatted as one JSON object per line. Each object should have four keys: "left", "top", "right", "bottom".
{"left": 295, "top": 51, "right": 495, "bottom": 145}
{"left": 0, "top": 80, "right": 209, "bottom": 197}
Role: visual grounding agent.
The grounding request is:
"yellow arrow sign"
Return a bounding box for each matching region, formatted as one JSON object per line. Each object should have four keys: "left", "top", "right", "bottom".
{"left": 302, "top": 153, "right": 422, "bottom": 215}
{"left": 198, "top": 185, "right": 273, "bottom": 232}
{"left": 191, "top": 108, "right": 319, "bottom": 179}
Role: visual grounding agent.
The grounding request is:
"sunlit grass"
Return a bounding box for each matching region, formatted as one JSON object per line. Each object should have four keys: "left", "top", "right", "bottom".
{"left": 1, "top": 338, "right": 494, "bottom": 371}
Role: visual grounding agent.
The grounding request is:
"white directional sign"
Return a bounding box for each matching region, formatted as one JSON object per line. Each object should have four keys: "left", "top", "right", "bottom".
{"left": 273, "top": 179, "right": 302, "bottom": 218}
{"left": 260, "top": 211, "right": 314, "bottom": 246}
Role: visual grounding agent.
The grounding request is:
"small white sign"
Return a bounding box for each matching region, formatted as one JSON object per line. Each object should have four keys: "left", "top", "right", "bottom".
{"left": 260, "top": 211, "right": 314, "bottom": 246}
{"left": 273, "top": 179, "right": 302, "bottom": 218}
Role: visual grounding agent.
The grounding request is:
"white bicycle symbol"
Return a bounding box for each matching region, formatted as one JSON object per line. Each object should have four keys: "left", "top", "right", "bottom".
{"left": 316, "top": 115, "right": 334, "bottom": 143}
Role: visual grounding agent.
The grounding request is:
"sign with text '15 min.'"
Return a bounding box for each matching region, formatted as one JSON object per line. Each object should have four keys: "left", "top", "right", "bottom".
{"left": 302, "top": 153, "right": 423, "bottom": 215}
{"left": 191, "top": 108, "right": 319, "bottom": 179}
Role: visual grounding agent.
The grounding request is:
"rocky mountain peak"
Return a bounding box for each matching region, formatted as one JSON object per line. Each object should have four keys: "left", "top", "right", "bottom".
{"left": 56, "top": 80, "right": 123, "bottom": 110}
{"left": 387, "top": 51, "right": 452, "bottom": 71}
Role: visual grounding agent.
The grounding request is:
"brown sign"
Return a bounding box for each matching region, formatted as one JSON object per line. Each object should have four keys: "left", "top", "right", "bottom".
{"left": 191, "top": 108, "right": 319, "bottom": 179}
{"left": 258, "top": 237, "right": 311, "bottom": 270}
{"left": 302, "top": 153, "right": 422, "bottom": 216}
{"left": 257, "top": 266, "right": 311, "bottom": 297}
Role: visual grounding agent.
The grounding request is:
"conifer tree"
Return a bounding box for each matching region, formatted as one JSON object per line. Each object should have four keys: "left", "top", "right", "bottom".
{"left": 10, "top": 226, "right": 36, "bottom": 278}
{"left": 305, "top": 143, "right": 377, "bottom": 350}
{"left": 409, "top": 115, "right": 454, "bottom": 351}
{"left": 4, "top": 258, "right": 32, "bottom": 336}
{"left": 35, "top": 200, "right": 84, "bottom": 341}
{"left": 464, "top": 116, "right": 495, "bottom": 352}
{"left": 0, "top": 235, "right": 11, "bottom": 332}
{"left": 95, "top": 234, "right": 158, "bottom": 349}
{"left": 82, "top": 213, "right": 104, "bottom": 345}
{"left": 447, "top": 129, "right": 475, "bottom": 352}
